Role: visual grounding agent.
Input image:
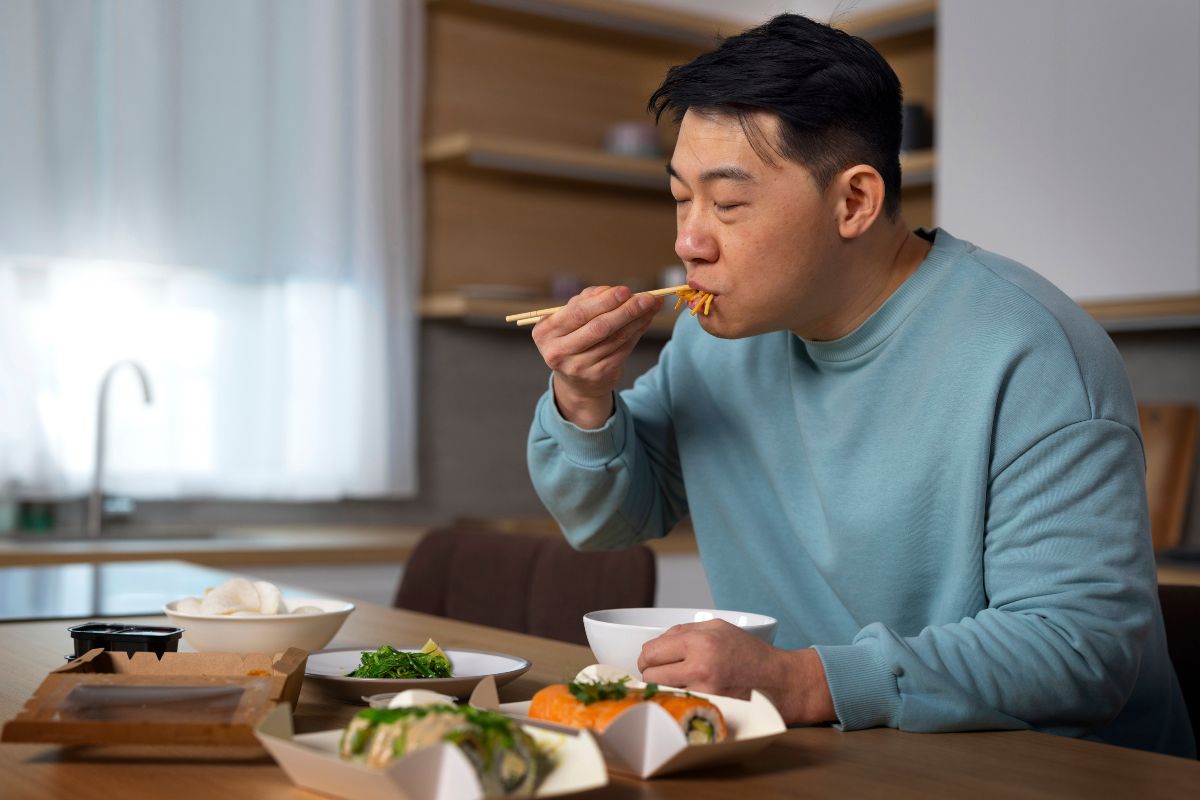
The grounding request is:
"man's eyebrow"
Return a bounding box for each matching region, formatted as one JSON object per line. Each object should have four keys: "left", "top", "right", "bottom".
{"left": 666, "top": 162, "right": 756, "bottom": 184}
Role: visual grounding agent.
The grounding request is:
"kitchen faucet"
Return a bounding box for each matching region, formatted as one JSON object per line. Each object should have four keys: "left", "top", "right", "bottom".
{"left": 86, "top": 360, "right": 153, "bottom": 538}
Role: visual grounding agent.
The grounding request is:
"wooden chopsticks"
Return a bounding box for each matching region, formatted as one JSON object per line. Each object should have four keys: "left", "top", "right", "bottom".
{"left": 505, "top": 285, "right": 690, "bottom": 327}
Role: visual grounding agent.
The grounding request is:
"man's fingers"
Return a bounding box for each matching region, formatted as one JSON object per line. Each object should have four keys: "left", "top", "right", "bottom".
{"left": 637, "top": 630, "right": 689, "bottom": 672}
{"left": 534, "top": 288, "right": 661, "bottom": 397}
{"left": 640, "top": 662, "right": 695, "bottom": 690}
{"left": 562, "top": 291, "right": 660, "bottom": 353}
{"left": 536, "top": 285, "right": 628, "bottom": 339}
{"left": 582, "top": 304, "right": 657, "bottom": 364}
{"left": 569, "top": 285, "right": 631, "bottom": 327}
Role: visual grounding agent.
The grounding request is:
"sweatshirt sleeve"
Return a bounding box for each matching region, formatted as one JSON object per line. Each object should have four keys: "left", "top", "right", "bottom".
{"left": 526, "top": 355, "right": 689, "bottom": 551}
{"left": 814, "top": 419, "right": 1157, "bottom": 737}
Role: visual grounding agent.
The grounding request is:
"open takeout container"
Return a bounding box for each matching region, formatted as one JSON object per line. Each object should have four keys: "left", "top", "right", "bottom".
{"left": 490, "top": 664, "right": 787, "bottom": 779}
{"left": 255, "top": 676, "right": 608, "bottom": 800}
{"left": 1, "top": 647, "right": 307, "bottom": 748}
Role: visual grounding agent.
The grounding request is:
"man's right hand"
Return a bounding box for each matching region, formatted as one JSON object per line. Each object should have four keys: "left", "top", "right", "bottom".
{"left": 532, "top": 285, "right": 663, "bottom": 429}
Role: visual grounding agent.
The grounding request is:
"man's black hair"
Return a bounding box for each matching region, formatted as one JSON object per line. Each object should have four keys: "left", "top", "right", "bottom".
{"left": 648, "top": 14, "right": 904, "bottom": 218}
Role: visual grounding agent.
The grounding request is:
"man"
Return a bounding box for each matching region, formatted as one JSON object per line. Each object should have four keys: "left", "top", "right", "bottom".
{"left": 524, "top": 14, "right": 1193, "bottom": 756}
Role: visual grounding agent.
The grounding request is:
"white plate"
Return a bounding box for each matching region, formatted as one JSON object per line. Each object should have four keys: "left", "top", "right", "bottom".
{"left": 304, "top": 647, "right": 532, "bottom": 703}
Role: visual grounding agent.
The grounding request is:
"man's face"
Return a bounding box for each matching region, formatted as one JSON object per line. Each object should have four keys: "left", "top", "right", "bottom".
{"left": 669, "top": 109, "right": 836, "bottom": 338}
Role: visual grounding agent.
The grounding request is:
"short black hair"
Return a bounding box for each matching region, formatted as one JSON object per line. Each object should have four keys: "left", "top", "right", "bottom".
{"left": 648, "top": 14, "right": 903, "bottom": 217}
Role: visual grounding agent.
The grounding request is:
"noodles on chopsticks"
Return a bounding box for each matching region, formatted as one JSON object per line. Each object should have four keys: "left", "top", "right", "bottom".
{"left": 506, "top": 284, "right": 716, "bottom": 327}
{"left": 674, "top": 287, "right": 715, "bottom": 316}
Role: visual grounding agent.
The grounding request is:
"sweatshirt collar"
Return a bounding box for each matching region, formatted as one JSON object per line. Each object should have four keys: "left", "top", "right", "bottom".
{"left": 799, "top": 228, "right": 964, "bottom": 363}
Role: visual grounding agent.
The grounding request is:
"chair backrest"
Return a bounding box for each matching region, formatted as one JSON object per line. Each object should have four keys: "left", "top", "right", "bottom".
{"left": 1138, "top": 403, "right": 1198, "bottom": 552}
{"left": 393, "top": 524, "right": 656, "bottom": 646}
{"left": 1159, "top": 583, "right": 1200, "bottom": 751}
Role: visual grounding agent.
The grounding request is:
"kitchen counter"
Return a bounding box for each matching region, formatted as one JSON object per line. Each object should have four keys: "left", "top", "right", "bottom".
{"left": 0, "top": 559, "right": 326, "bottom": 621}
{"left": 0, "top": 526, "right": 430, "bottom": 568}
{"left": 3, "top": 522, "right": 1196, "bottom": 594}
{"left": 0, "top": 520, "right": 703, "bottom": 568}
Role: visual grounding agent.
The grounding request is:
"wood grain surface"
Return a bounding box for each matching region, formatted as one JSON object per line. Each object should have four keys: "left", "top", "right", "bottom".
{"left": 1, "top": 566, "right": 1197, "bottom": 799}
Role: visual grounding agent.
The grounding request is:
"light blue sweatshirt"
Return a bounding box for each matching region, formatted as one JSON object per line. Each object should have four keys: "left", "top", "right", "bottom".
{"left": 527, "top": 229, "right": 1194, "bottom": 757}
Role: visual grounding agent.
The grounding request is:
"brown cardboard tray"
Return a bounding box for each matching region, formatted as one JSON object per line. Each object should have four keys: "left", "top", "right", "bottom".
{"left": 1, "top": 647, "right": 307, "bottom": 747}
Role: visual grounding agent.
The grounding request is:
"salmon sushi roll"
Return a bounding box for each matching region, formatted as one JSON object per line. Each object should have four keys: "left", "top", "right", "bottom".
{"left": 529, "top": 682, "right": 641, "bottom": 732}
{"left": 528, "top": 680, "right": 727, "bottom": 743}
{"left": 647, "top": 692, "right": 727, "bottom": 744}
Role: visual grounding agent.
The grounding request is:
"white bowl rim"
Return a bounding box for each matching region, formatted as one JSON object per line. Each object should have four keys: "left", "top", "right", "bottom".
{"left": 162, "top": 597, "right": 355, "bottom": 620}
{"left": 583, "top": 607, "right": 777, "bottom": 630}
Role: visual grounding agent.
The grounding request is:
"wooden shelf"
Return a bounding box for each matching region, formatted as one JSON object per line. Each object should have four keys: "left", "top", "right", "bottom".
{"left": 421, "top": 292, "right": 524, "bottom": 321}
{"left": 428, "top": 0, "right": 739, "bottom": 47}
{"left": 428, "top": 133, "right": 934, "bottom": 193}
{"left": 900, "top": 149, "right": 935, "bottom": 188}
{"left": 425, "top": 132, "right": 668, "bottom": 191}
{"left": 1081, "top": 294, "right": 1200, "bottom": 331}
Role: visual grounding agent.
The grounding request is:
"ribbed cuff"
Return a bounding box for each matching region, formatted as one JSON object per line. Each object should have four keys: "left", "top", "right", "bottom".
{"left": 535, "top": 376, "right": 626, "bottom": 468}
{"left": 813, "top": 643, "right": 901, "bottom": 731}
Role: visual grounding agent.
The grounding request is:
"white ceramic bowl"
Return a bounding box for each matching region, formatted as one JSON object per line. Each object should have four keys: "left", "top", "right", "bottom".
{"left": 163, "top": 597, "right": 354, "bottom": 654}
{"left": 583, "top": 607, "right": 778, "bottom": 680}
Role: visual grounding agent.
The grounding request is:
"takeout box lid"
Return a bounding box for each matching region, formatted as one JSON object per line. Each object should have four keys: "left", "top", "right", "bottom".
{"left": 490, "top": 664, "right": 787, "bottom": 779}
{"left": 1, "top": 647, "right": 308, "bottom": 748}
{"left": 255, "top": 676, "right": 609, "bottom": 800}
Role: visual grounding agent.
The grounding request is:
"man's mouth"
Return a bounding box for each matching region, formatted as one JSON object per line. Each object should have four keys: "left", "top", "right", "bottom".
{"left": 674, "top": 286, "right": 717, "bottom": 316}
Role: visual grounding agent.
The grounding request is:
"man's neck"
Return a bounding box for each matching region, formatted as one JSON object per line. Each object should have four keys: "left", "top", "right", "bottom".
{"left": 795, "top": 223, "right": 931, "bottom": 342}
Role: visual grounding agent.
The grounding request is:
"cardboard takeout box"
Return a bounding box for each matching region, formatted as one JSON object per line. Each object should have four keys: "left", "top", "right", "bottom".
{"left": 255, "top": 677, "right": 609, "bottom": 800}
{"left": 1, "top": 647, "right": 307, "bottom": 747}
{"left": 493, "top": 664, "right": 788, "bottom": 779}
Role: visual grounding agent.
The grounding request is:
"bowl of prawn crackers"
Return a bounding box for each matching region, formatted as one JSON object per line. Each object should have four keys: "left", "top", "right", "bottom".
{"left": 164, "top": 577, "right": 354, "bottom": 653}
{"left": 492, "top": 664, "right": 786, "bottom": 779}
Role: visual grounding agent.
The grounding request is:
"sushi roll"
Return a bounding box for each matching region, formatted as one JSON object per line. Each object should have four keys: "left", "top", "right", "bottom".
{"left": 527, "top": 683, "right": 640, "bottom": 732}
{"left": 338, "top": 704, "right": 550, "bottom": 796}
{"left": 528, "top": 679, "right": 727, "bottom": 744}
{"left": 447, "top": 708, "right": 547, "bottom": 797}
{"left": 338, "top": 707, "right": 395, "bottom": 760}
{"left": 647, "top": 692, "right": 728, "bottom": 744}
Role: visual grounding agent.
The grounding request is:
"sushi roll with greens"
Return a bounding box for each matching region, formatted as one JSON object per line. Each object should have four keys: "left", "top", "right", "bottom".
{"left": 338, "top": 704, "right": 551, "bottom": 797}
{"left": 528, "top": 679, "right": 728, "bottom": 744}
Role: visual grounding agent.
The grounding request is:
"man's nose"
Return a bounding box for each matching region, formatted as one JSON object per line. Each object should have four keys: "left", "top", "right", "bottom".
{"left": 675, "top": 213, "right": 718, "bottom": 266}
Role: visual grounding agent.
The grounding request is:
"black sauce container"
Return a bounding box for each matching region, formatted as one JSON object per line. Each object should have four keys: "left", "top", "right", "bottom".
{"left": 67, "top": 622, "right": 185, "bottom": 660}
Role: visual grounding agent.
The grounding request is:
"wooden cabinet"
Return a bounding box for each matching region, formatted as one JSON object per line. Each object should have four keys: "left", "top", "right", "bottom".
{"left": 421, "top": 0, "right": 736, "bottom": 315}
{"left": 419, "top": 0, "right": 939, "bottom": 327}
{"left": 843, "top": 0, "right": 938, "bottom": 233}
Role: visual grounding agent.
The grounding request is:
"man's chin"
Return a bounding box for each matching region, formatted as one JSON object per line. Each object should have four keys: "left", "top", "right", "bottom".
{"left": 700, "top": 311, "right": 782, "bottom": 340}
{"left": 698, "top": 314, "right": 753, "bottom": 340}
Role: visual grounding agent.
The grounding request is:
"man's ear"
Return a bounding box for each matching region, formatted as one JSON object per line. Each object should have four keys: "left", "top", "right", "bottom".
{"left": 832, "top": 165, "right": 886, "bottom": 240}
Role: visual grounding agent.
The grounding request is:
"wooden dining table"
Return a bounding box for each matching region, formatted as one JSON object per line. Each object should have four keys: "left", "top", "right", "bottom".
{"left": 1, "top": 562, "right": 1197, "bottom": 799}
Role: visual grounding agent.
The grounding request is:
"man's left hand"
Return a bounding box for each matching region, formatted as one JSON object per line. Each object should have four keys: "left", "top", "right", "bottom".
{"left": 636, "top": 619, "right": 837, "bottom": 725}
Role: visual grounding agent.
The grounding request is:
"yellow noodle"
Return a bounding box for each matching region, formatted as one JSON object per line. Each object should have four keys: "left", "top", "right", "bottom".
{"left": 674, "top": 287, "right": 717, "bottom": 318}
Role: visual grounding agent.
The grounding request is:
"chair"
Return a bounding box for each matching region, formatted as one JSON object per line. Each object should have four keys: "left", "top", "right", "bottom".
{"left": 1159, "top": 583, "right": 1200, "bottom": 751}
{"left": 1138, "top": 403, "right": 1198, "bottom": 552}
{"left": 393, "top": 523, "right": 656, "bottom": 646}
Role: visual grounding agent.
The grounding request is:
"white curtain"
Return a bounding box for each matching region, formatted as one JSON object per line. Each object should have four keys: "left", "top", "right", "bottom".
{"left": 0, "top": 0, "right": 423, "bottom": 499}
